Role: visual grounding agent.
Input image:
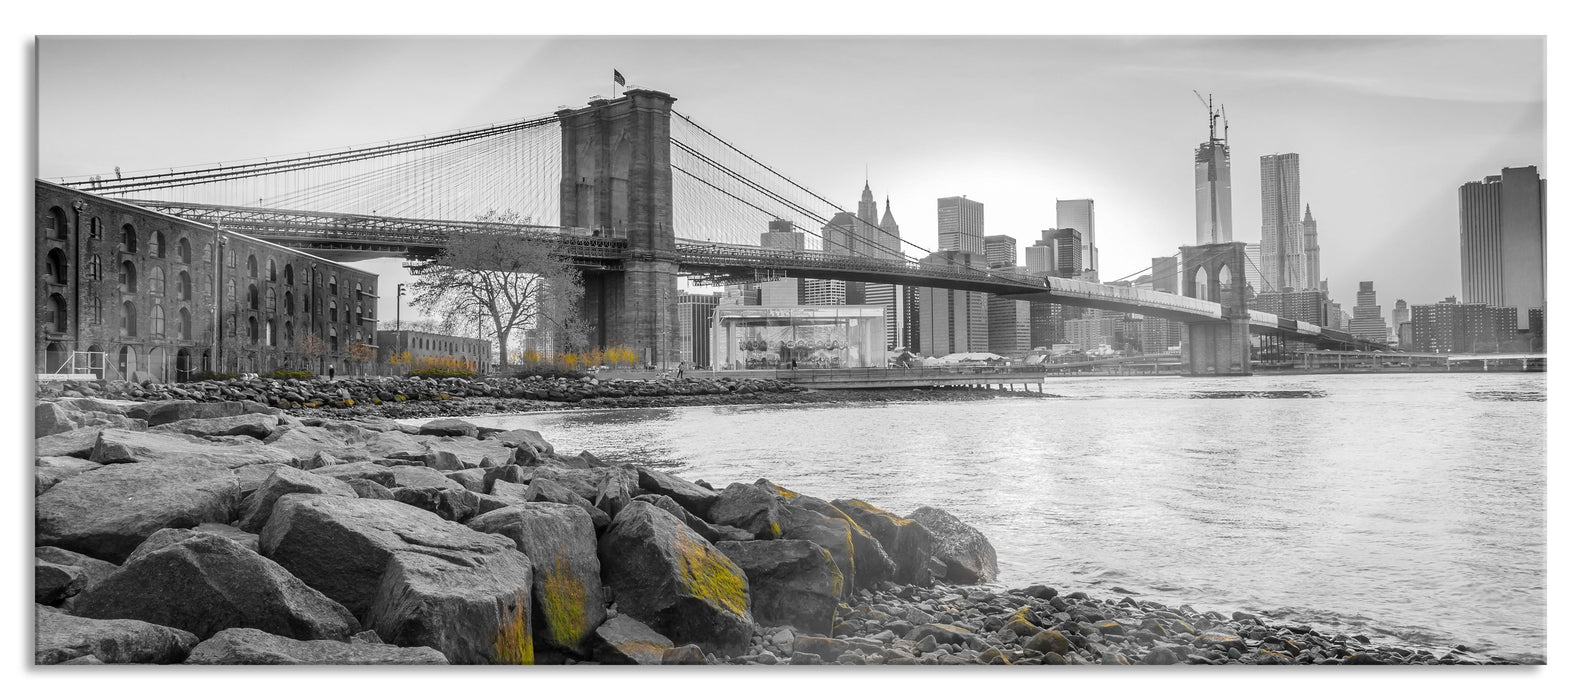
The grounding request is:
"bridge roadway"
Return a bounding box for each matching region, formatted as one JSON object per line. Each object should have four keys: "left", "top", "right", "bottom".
{"left": 126, "top": 198, "right": 1387, "bottom": 350}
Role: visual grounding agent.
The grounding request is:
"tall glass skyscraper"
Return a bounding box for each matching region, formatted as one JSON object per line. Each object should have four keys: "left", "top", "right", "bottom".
{"left": 1056, "top": 199, "right": 1097, "bottom": 275}
{"left": 1459, "top": 166, "right": 1546, "bottom": 330}
{"left": 1195, "top": 128, "right": 1233, "bottom": 245}
{"left": 937, "top": 196, "right": 984, "bottom": 256}
{"left": 1259, "top": 153, "right": 1307, "bottom": 292}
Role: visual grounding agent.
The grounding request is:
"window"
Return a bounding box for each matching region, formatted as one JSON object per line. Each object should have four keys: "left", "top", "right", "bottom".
{"left": 149, "top": 267, "right": 166, "bottom": 297}
{"left": 227, "top": 248, "right": 235, "bottom": 268}
{"left": 202, "top": 242, "right": 212, "bottom": 264}
{"left": 267, "top": 319, "right": 276, "bottom": 347}
{"left": 330, "top": 275, "right": 338, "bottom": 296}
{"left": 284, "top": 291, "right": 294, "bottom": 316}
{"left": 329, "top": 327, "right": 338, "bottom": 352}
{"left": 248, "top": 284, "right": 259, "bottom": 311}
{"left": 247, "top": 255, "right": 258, "bottom": 278}
{"left": 177, "top": 238, "right": 191, "bottom": 264}
{"left": 121, "top": 224, "right": 138, "bottom": 253}
{"left": 329, "top": 299, "right": 337, "bottom": 322}
{"left": 46, "top": 248, "right": 68, "bottom": 283}
{"left": 356, "top": 304, "right": 363, "bottom": 325}
{"left": 119, "top": 260, "right": 138, "bottom": 293}
{"left": 151, "top": 305, "right": 165, "bottom": 337}
{"left": 178, "top": 271, "right": 192, "bottom": 301}
{"left": 356, "top": 282, "right": 362, "bottom": 297}
{"left": 89, "top": 217, "right": 103, "bottom": 239}
{"left": 153, "top": 231, "right": 167, "bottom": 259}
{"left": 45, "top": 207, "right": 68, "bottom": 239}
{"left": 48, "top": 294, "right": 67, "bottom": 332}
{"left": 88, "top": 254, "right": 102, "bottom": 281}
{"left": 283, "top": 264, "right": 294, "bottom": 286}
{"left": 179, "top": 308, "right": 192, "bottom": 340}
{"left": 345, "top": 305, "right": 352, "bottom": 323}
{"left": 266, "top": 287, "right": 277, "bottom": 314}
{"left": 89, "top": 296, "right": 102, "bottom": 324}
{"left": 203, "top": 274, "right": 213, "bottom": 301}
{"left": 248, "top": 317, "right": 259, "bottom": 344}
{"left": 285, "top": 321, "right": 294, "bottom": 346}
{"left": 121, "top": 301, "right": 137, "bottom": 336}
{"left": 268, "top": 259, "right": 277, "bottom": 282}
{"left": 227, "top": 279, "right": 235, "bottom": 305}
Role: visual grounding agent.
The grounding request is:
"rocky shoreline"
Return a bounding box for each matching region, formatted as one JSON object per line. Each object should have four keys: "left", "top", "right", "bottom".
{"left": 36, "top": 375, "right": 1045, "bottom": 422}
{"left": 33, "top": 395, "right": 1518, "bottom": 665}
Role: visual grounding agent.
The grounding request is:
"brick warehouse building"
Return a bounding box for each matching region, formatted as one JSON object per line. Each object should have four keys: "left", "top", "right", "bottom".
{"left": 35, "top": 180, "right": 378, "bottom": 380}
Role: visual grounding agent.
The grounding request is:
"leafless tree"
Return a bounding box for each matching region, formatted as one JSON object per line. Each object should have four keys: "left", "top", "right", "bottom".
{"left": 408, "top": 211, "right": 589, "bottom": 367}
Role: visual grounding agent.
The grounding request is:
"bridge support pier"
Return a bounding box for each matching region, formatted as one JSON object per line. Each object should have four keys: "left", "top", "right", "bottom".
{"left": 1181, "top": 318, "right": 1251, "bottom": 376}
{"left": 1178, "top": 241, "right": 1252, "bottom": 376}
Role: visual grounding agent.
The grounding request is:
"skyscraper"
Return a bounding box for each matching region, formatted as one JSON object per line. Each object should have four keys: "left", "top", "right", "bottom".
{"left": 1459, "top": 166, "right": 1546, "bottom": 330}
{"left": 983, "top": 235, "right": 1018, "bottom": 269}
{"left": 677, "top": 292, "right": 721, "bottom": 367}
{"left": 1056, "top": 199, "right": 1097, "bottom": 275}
{"left": 937, "top": 196, "right": 985, "bottom": 256}
{"left": 809, "top": 211, "right": 860, "bottom": 305}
{"left": 1391, "top": 299, "right": 1410, "bottom": 339}
{"left": 983, "top": 234, "right": 1029, "bottom": 356}
{"left": 1350, "top": 282, "right": 1388, "bottom": 343}
{"left": 1151, "top": 256, "right": 1179, "bottom": 295}
{"left": 1194, "top": 97, "right": 1233, "bottom": 245}
{"left": 1302, "top": 205, "right": 1321, "bottom": 290}
{"left": 869, "top": 197, "right": 904, "bottom": 349}
{"left": 1259, "top": 153, "right": 1306, "bottom": 292}
{"left": 855, "top": 181, "right": 881, "bottom": 259}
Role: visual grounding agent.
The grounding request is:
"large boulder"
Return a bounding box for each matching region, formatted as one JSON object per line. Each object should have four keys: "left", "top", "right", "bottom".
{"left": 424, "top": 440, "right": 515, "bottom": 470}
{"left": 88, "top": 428, "right": 295, "bottom": 468}
{"left": 491, "top": 479, "right": 610, "bottom": 529}
{"left": 708, "top": 482, "right": 790, "bottom": 540}
{"left": 418, "top": 417, "right": 479, "bottom": 437}
{"left": 122, "top": 525, "right": 257, "bottom": 562}
{"left": 71, "top": 531, "right": 358, "bottom": 642}
{"left": 587, "top": 613, "right": 673, "bottom": 665}
{"left": 468, "top": 503, "right": 605, "bottom": 654}
{"left": 831, "top": 499, "right": 938, "bottom": 586}
{"left": 597, "top": 501, "right": 753, "bottom": 657}
{"left": 632, "top": 494, "right": 753, "bottom": 544}
{"left": 784, "top": 493, "right": 894, "bottom": 590}
{"left": 308, "top": 462, "right": 396, "bottom": 487}
{"left": 259, "top": 494, "right": 535, "bottom": 664}
{"left": 35, "top": 547, "right": 120, "bottom": 598}
{"left": 130, "top": 399, "right": 267, "bottom": 426}
{"left": 152, "top": 413, "right": 281, "bottom": 440}
{"left": 35, "top": 604, "right": 198, "bottom": 665}
{"left": 237, "top": 466, "right": 359, "bottom": 533}
{"left": 36, "top": 461, "right": 240, "bottom": 564}
{"left": 36, "top": 559, "right": 86, "bottom": 605}
{"left": 715, "top": 540, "right": 843, "bottom": 636}
{"left": 37, "top": 401, "right": 146, "bottom": 438}
{"left": 34, "top": 456, "right": 104, "bottom": 496}
{"left": 183, "top": 627, "right": 448, "bottom": 665}
{"left": 264, "top": 425, "right": 375, "bottom": 463}
{"left": 36, "top": 427, "right": 106, "bottom": 459}
{"left": 635, "top": 467, "right": 718, "bottom": 518}
{"left": 906, "top": 506, "right": 998, "bottom": 584}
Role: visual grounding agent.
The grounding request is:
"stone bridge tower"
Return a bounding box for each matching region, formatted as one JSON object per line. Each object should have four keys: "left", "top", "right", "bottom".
{"left": 557, "top": 89, "right": 680, "bottom": 366}
{"left": 1179, "top": 241, "right": 1252, "bottom": 376}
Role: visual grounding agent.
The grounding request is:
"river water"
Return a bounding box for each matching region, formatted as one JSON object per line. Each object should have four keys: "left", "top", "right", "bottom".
{"left": 461, "top": 373, "right": 1547, "bottom": 662}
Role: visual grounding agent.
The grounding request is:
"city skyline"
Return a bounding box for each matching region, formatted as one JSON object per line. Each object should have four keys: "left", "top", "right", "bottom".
{"left": 33, "top": 36, "right": 1545, "bottom": 324}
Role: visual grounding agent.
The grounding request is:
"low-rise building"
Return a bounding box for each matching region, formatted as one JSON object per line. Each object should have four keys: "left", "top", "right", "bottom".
{"left": 375, "top": 330, "right": 491, "bottom": 373}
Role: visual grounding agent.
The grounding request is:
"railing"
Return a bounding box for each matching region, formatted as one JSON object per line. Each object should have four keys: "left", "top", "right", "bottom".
{"left": 674, "top": 240, "right": 1049, "bottom": 290}
{"left": 1044, "top": 277, "right": 1224, "bottom": 318}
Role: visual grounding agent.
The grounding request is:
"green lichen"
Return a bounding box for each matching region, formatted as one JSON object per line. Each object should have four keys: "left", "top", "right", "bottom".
{"left": 766, "top": 483, "right": 800, "bottom": 499}
{"left": 675, "top": 526, "right": 748, "bottom": 618}
{"left": 491, "top": 590, "right": 535, "bottom": 665}
{"left": 541, "top": 551, "right": 587, "bottom": 650}
{"left": 615, "top": 639, "right": 669, "bottom": 662}
{"left": 767, "top": 521, "right": 782, "bottom": 539}
{"left": 395, "top": 395, "right": 407, "bottom": 402}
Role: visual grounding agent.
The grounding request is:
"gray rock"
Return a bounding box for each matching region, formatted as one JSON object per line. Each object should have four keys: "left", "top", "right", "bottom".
{"left": 36, "top": 461, "right": 241, "bottom": 564}
{"left": 907, "top": 506, "right": 998, "bottom": 584}
{"left": 36, "top": 559, "right": 85, "bottom": 604}
{"left": 237, "top": 466, "right": 359, "bottom": 533}
{"left": 35, "top": 603, "right": 197, "bottom": 665}
{"left": 598, "top": 501, "right": 754, "bottom": 657}
{"left": 445, "top": 468, "right": 488, "bottom": 493}
{"left": 418, "top": 417, "right": 479, "bottom": 438}
{"left": 708, "top": 482, "right": 790, "bottom": 540}
{"left": 716, "top": 539, "right": 843, "bottom": 636}
{"left": 635, "top": 466, "right": 718, "bottom": 518}
{"left": 71, "top": 531, "right": 358, "bottom": 642}
{"left": 89, "top": 428, "right": 295, "bottom": 468}
{"left": 467, "top": 503, "right": 605, "bottom": 654}
{"left": 832, "top": 499, "right": 938, "bottom": 586}
{"left": 259, "top": 494, "right": 536, "bottom": 664}
{"left": 345, "top": 478, "right": 395, "bottom": 500}
{"left": 662, "top": 644, "right": 709, "bottom": 664}
{"left": 151, "top": 413, "right": 280, "bottom": 440}
{"left": 34, "top": 456, "right": 104, "bottom": 496}
{"left": 587, "top": 613, "right": 673, "bottom": 665}
{"left": 183, "top": 627, "right": 448, "bottom": 665}
{"left": 36, "top": 427, "right": 106, "bottom": 459}
{"left": 34, "top": 547, "right": 120, "bottom": 598}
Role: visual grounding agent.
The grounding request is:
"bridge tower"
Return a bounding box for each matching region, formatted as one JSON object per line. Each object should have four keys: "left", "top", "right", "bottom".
{"left": 556, "top": 89, "right": 680, "bottom": 366}
{"left": 1178, "top": 241, "right": 1252, "bottom": 376}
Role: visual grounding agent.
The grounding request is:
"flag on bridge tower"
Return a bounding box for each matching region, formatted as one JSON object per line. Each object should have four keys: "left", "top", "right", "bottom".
{"left": 613, "top": 69, "right": 626, "bottom": 87}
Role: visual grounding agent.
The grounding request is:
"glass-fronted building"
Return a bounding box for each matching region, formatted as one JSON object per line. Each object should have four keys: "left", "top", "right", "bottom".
{"left": 711, "top": 305, "right": 887, "bottom": 370}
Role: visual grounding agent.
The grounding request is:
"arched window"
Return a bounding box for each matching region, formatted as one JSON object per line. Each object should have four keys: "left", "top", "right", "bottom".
{"left": 266, "top": 287, "right": 277, "bottom": 314}
{"left": 88, "top": 254, "right": 102, "bottom": 281}
{"left": 150, "top": 305, "right": 165, "bottom": 337}
{"left": 89, "top": 217, "right": 103, "bottom": 239}
{"left": 283, "top": 291, "right": 294, "bottom": 316}
{"left": 247, "top": 255, "right": 258, "bottom": 278}
{"left": 329, "top": 299, "right": 337, "bottom": 322}
{"left": 149, "top": 347, "right": 168, "bottom": 383}
{"left": 48, "top": 293, "right": 67, "bottom": 333}
{"left": 202, "top": 274, "right": 213, "bottom": 301}
{"left": 227, "top": 279, "right": 236, "bottom": 305}
{"left": 356, "top": 282, "right": 362, "bottom": 297}
{"left": 46, "top": 248, "right": 68, "bottom": 283}
{"left": 248, "top": 316, "right": 259, "bottom": 344}
{"left": 118, "top": 346, "right": 135, "bottom": 378}
{"left": 121, "top": 224, "right": 138, "bottom": 253}
{"left": 248, "top": 284, "right": 259, "bottom": 310}
{"left": 179, "top": 307, "right": 192, "bottom": 340}
{"left": 88, "top": 296, "right": 102, "bottom": 324}
{"left": 177, "top": 238, "right": 191, "bottom": 264}
{"left": 283, "top": 264, "right": 294, "bottom": 286}
{"left": 121, "top": 301, "right": 137, "bottom": 336}
{"left": 152, "top": 231, "right": 167, "bottom": 259}
{"left": 329, "top": 275, "right": 338, "bottom": 296}
{"left": 267, "top": 319, "right": 277, "bottom": 347}
{"left": 119, "top": 260, "right": 138, "bottom": 293}
{"left": 226, "top": 248, "right": 235, "bottom": 269}
{"left": 149, "top": 267, "right": 166, "bottom": 297}
{"left": 345, "top": 305, "right": 352, "bottom": 323}
{"left": 329, "top": 327, "right": 338, "bottom": 352}
{"left": 268, "top": 259, "right": 277, "bottom": 282}
{"left": 178, "top": 271, "right": 192, "bottom": 301}
{"left": 45, "top": 207, "right": 68, "bottom": 239}
{"left": 202, "top": 242, "right": 212, "bottom": 264}
{"left": 356, "top": 304, "right": 363, "bottom": 325}
{"left": 284, "top": 321, "right": 294, "bottom": 346}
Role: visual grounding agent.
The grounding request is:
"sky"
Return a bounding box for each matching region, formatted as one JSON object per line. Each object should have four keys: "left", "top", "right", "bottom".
{"left": 34, "top": 35, "right": 1545, "bottom": 326}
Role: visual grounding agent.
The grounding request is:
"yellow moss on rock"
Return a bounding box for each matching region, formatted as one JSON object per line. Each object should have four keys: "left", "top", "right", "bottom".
{"left": 767, "top": 522, "right": 781, "bottom": 539}
{"left": 675, "top": 526, "right": 748, "bottom": 618}
{"left": 541, "top": 551, "right": 588, "bottom": 650}
{"left": 492, "top": 590, "right": 535, "bottom": 665}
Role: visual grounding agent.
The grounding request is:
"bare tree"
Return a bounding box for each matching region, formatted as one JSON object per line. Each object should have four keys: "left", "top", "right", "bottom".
{"left": 408, "top": 211, "right": 587, "bottom": 367}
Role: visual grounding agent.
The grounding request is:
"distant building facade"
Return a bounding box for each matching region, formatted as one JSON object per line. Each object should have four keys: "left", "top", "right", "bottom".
{"left": 916, "top": 250, "right": 988, "bottom": 356}
{"left": 1459, "top": 166, "right": 1546, "bottom": 330}
{"left": 937, "top": 196, "right": 985, "bottom": 256}
{"left": 1349, "top": 281, "right": 1389, "bottom": 343}
{"left": 1056, "top": 199, "right": 1098, "bottom": 275}
{"left": 36, "top": 180, "right": 378, "bottom": 381}
{"left": 677, "top": 292, "right": 721, "bottom": 368}
{"left": 1250, "top": 289, "right": 1329, "bottom": 326}
{"left": 376, "top": 330, "right": 490, "bottom": 373}
{"left": 1259, "top": 153, "right": 1309, "bottom": 292}
{"left": 1410, "top": 297, "right": 1518, "bottom": 353}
